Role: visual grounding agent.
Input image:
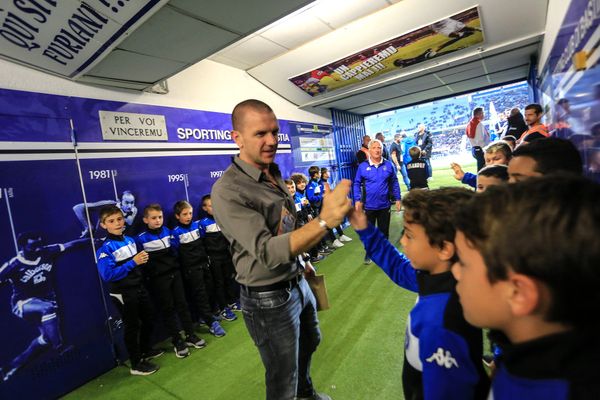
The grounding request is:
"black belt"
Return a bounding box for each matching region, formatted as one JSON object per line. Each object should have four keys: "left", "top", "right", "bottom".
{"left": 243, "top": 274, "right": 303, "bottom": 293}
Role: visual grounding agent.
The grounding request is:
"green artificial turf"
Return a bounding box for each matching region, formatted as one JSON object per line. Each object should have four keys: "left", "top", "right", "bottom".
{"left": 64, "top": 215, "right": 412, "bottom": 400}
{"left": 64, "top": 164, "right": 479, "bottom": 400}
{"left": 428, "top": 161, "right": 477, "bottom": 190}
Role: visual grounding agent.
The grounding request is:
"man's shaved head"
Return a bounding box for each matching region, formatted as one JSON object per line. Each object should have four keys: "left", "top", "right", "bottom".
{"left": 232, "top": 99, "right": 274, "bottom": 131}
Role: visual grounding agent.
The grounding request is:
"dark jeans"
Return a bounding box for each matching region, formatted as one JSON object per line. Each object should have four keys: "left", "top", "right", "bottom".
{"left": 366, "top": 208, "right": 391, "bottom": 238}
{"left": 241, "top": 278, "right": 321, "bottom": 400}
{"left": 472, "top": 146, "right": 485, "bottom": 172}
{"left": 116, "top": 287, "right": 155, "bottom": 365}
{"left": 147, "top": 271, "right": 194, "bottom": 343}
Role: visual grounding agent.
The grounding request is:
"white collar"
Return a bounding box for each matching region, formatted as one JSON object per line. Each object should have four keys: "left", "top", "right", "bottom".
{"left": 368, "top": 157, "right": 383, "bottom": 167}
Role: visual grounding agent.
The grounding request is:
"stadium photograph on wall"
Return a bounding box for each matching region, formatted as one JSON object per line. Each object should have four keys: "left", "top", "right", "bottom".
{"left": 289, "top": 6, "right": 484, "bottom": 97}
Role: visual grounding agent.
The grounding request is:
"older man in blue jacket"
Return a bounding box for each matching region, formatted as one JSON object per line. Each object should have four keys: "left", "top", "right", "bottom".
{"left": 353, "top": 139, "right": 401, "bottom": 264}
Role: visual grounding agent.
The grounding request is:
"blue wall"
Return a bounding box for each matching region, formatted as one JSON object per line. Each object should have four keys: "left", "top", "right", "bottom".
{"left": 0, "top": 88, "right": 328, "bottom": 398}
{"left": 539, "top": 0, "right": 600, "bottom": 181}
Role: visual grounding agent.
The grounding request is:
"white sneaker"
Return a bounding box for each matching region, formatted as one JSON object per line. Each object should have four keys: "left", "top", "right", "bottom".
{"left": 332, "top": 239, "right": 344, "bottom": 248}
{"left": 339, "top": 235, "right": 353, "bottom": 242}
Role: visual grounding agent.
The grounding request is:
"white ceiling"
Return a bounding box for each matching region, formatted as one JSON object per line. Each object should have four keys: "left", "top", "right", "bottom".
{"left": 243, "top": 0, "right": 547, "bottom": 115}
{"left": 209, "top": 0, "right": 401, "bottom": 69}
{"left": 0, "top": 0, "right": 548, "bottom": 115}
{"left": 77, "top": 0, "right": 316, "bottom": 90}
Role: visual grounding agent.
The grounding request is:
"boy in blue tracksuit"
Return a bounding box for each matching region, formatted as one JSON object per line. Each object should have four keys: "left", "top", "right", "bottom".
{"left": 306, "top": 166, "right": 324, "bottom": 212}
{"left": 349, "top": 188, "right": 489, "bottom": 399}
{"left": 452, "top": 176, "right": 600, "bottom": 399}
{"left": 288, "top": 176, "right": 329, "bottom": 263}
{"left": 288, "top": 180, "right": 315, "bottom": 227}
{"left": 136, "top": 204, "right": 206, "bottom": 359}
{"left": 95, "top": 205, "right": 161, "bottom": 376}
{"left": 306, "top": 166, "right": 341, "bottom": 251}
{"left": 198, "top": 195, "right": 239, "bottom": 316}
{"left": 451, "top": 142, "right": 512, "bottom": 189}
{"left": 320, "top": 167, "right": 352, "bottom": 245}
{"left": 171, "top": 200, "right": 228, "bottom": 337}
{"left": 285, "top": 179, "right": 325, "bottom": 265}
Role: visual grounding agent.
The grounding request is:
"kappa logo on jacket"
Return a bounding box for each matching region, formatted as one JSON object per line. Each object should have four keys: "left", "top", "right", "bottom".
{"left": 426, "top": 348, "right": 459, "bottom": 369}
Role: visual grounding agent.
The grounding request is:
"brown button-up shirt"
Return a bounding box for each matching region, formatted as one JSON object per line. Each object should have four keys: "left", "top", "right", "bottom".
{"left": 211, "top": 156, "right": 298, "bottom": 286}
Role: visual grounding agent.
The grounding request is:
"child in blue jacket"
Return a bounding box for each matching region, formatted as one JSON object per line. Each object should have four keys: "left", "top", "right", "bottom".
{"left": 349, "top": 188, "right": 489, "bottom": 399}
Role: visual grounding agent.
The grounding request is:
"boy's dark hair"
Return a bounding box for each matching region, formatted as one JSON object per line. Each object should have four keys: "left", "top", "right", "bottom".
{"left": 402, "top": 187, "right": 474, "bottom": 253}
{"left": 484, "top": 141, "right": 512, "bottom": 161}
{"left": 308, "top": 166, "right": 320, "bottom": 178}
{"left": 99, "top": 205, "right": 123, "bottom": 223}
{"left": 473, "top": 107, "right": 483, "bottom": 117}
{"left": 478, "top": 164, "right": 508, "bottom": 181}
{"left": 284, "top": 179, "right": 294, "bottom": 186}
{"left": 408, "top": 146, "right": 421, "bottom": 159}
{"left": 512, "top": 138, "right": 583, "bottom": 175}
{"left": 320, "top": 167, "right": 328, "bottom": 176}
{"left": 454, "top": 175, "right": 600, "bottom": 329}
{"left": 290, "top": 173, "right": 308, "bottom": 185}
{"left": 143, "top": 203, "right": 162, "bottom": 217}
{"left": 201, "top": 194, "right": 211, "bottom": 207}
{"left": 173, "top": 200, "right": 192, "bottom": 215}
{"left": 525, "top": 103, "right": 543, "bottom": 114}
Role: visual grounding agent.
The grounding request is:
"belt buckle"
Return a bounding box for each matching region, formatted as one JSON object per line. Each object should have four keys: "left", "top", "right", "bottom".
{"left": 285, "top": 275, "right": 299, "bottom": 292}
{"left": 292, "top": 273, "right": 301, "bottom": 287}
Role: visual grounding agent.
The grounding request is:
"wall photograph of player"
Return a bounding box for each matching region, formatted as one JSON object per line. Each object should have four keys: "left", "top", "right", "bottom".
{"left": 0, "top": 161, "right": 116, "bottom": 399}
{"left": 289, "top": 7, "right": 484, "bottom": 96}
{"left": 0, "top": 232, "right": 90, "bottom": 382}
{"left": 73, "top": 189, "right": 139, "bottom": 238}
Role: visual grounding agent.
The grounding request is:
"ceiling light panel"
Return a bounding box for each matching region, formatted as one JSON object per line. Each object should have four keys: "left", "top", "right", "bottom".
{"left": 260, "top": 13, "right": 333, "bottom": 49}
{"left": 308, "top": 0, "right": 390, "bottom": 29}
{"left": 219, "top": 36, "right": 289, "bottom": 67}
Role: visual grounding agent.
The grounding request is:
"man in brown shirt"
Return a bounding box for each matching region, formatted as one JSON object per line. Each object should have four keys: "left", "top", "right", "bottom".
{"left": 212, "top": 99, "right": 351, "bottom": 400}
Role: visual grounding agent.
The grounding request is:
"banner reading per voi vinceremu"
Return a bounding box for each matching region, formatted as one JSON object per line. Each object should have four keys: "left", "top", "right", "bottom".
{"left": 99, "top": 111, "right": 168, "bottom": 141}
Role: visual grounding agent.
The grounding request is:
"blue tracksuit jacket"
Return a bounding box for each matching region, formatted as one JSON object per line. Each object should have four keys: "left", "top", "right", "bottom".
{"left": 306, "top": 178, "right": 324, "bottom": 208}
{"left": 353, "top": 159, "right": 401, "bottom": 210}
{"left": 357, "top": 224, "right": 489, "bottom": 399}
{"left": 96, "top": 233, "right": 143, "bottom": 293}
{"left": 488, "top": 329, "right": 600, "bottom": 399}
{"left": 136, "top": 227, "right": 179, "bottom": 278}
{"left": 462, "top": 172, "right": 477, "bottom": 188}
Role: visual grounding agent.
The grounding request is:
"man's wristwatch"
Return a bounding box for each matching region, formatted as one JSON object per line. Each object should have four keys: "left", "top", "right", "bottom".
{"left": 317, "top": 216, "right": 329, "bottom": 230}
